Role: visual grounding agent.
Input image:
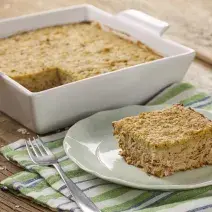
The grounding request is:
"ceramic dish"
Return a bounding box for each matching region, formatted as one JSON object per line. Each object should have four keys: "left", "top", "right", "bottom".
{"left": 0, "top": 4, "right": 195, "bottom": 134}
{"left": 64, "top": 105, "right": 212, "bottom": 190}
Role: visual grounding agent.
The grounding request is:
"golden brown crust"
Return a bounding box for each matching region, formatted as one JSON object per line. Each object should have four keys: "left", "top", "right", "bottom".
{"left": 0, "top": 22, "right": 162, "bottom": 92}
{"left": 112, "top": 105, "right": 212, "bottom": 177}
{"left": 113, "top": 104, "right": 212, "bottom": 148}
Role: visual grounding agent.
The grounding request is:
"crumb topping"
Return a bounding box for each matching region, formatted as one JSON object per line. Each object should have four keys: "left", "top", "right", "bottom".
{"left": 0, "top": 22, "right": 162, "bottom": 91}
{"left": 113, "top": 104, "right": 212, "bottom": 147}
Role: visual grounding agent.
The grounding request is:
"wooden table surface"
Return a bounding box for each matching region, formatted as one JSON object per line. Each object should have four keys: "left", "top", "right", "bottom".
{"left": 0, "top": 0, "right": 212, "bottom": 211}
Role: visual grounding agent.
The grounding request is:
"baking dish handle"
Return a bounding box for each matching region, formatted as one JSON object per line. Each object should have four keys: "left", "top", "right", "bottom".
{"left": 116, "top": 9, "right": 169, "bottom": 36}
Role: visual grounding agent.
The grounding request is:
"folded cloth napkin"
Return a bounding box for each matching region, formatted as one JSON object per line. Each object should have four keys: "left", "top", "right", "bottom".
{"left": 1, "top": 82, "right": 212, "bottom": 212}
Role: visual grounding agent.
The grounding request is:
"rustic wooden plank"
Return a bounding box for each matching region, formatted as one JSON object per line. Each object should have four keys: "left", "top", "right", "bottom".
{"left": 0, "top": 191, "right": 51, "bottom": 212}
{"left": 0, "top": 201, "right": 11, "bottom": 212}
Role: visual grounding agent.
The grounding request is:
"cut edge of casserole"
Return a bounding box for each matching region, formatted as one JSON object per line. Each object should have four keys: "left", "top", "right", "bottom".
{"left": 0, "top": 21, "right": 162, "bottom": 92}
{"left": 112, "top": 104, "right": 212, "bottom": 177}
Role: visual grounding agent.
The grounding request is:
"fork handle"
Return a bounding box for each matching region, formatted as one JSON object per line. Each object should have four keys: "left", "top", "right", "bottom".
{"left": 53, "top": 163, "right": 100, "bottom": 212}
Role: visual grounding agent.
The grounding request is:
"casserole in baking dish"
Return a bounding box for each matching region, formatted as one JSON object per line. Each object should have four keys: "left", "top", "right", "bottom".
{"left": 0, "top": 4, "right": 195, "bottom": 134}
{"left": 0, "top": 21, "right": 162, "bottom": 92}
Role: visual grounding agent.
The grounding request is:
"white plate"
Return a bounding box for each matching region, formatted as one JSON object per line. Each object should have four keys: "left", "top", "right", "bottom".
{"left": 63, "top": 105, "right": 212, "bottom": 190}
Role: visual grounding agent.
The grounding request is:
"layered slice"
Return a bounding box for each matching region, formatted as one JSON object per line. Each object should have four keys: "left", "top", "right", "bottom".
{"left": 112, "top": 104, "right": 212, "bottom": 177}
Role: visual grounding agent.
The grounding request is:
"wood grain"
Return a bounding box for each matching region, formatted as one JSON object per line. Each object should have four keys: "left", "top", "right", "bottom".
{"left": 0, "top": 0, "right": 212, "bottom": 211}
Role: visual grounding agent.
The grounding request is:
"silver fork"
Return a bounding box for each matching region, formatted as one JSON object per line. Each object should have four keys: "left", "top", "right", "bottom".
{"left": 25, "top": 136, "right": 100, "bottom": 212}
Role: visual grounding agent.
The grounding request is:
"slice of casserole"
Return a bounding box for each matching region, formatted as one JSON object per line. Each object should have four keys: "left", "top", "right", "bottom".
{"left": 112, "top": 104, "right": 212, "bottom": 177}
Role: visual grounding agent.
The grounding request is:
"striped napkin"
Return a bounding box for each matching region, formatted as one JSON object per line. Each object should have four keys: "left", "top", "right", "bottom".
{"left": 1, "top": 82, "right": 212, "bottom": 212}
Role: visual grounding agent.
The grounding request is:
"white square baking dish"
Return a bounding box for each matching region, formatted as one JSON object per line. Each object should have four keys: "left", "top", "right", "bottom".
{"left": 0, "top": 4, "right": 195, "bottom": 134}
